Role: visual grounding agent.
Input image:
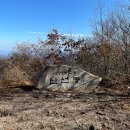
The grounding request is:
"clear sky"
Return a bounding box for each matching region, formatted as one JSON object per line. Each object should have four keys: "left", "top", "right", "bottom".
{"left": 0, "top": 0, "right": 129, "bottom": 54}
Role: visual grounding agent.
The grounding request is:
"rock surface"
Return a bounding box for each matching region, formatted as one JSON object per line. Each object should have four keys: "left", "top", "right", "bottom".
{"left": 36, "top": 65, "right": 102, "bottom": 92}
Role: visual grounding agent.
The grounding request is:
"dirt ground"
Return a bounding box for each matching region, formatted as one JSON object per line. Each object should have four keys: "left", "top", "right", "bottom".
{"left": 0, "top": 86, "right": 129, "bottom": 130}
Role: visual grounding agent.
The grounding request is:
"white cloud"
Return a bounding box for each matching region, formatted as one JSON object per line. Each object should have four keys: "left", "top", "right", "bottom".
{"left": 28, "top": 32, "right": 90, "bottom": 37}
{"left": 28, "top": 32, "right": 45, "bottom": 35}
{"left": 63, "top": 33, "right": 88, "bottom": 37}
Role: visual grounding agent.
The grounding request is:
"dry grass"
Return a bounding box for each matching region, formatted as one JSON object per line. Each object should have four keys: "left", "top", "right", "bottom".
{"left": 0, "top": 53, "right": 44, "bottom": 87}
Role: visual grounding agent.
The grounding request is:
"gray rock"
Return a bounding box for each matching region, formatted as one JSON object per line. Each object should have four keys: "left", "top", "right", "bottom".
{"left": 36, "top": 65, "right": 102, "bottom": 92}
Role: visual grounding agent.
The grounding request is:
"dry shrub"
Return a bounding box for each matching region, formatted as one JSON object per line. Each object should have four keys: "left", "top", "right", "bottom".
{"left": 0, "top": 61, "right": 34, "bottom": 87}
{"left": 3, "top": 65, "right": 29, "bottom": 81}
{"left": 0, "top": 53, "right": 44, "bottom": 87}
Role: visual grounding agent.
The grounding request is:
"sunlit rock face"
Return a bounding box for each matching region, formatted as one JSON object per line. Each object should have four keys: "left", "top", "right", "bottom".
{"left": 36, "top": 65, "right": 102, "bottom": 92}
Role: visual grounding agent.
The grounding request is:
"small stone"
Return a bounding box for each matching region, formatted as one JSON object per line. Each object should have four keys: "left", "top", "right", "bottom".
{"left": 80, "top": 111, "right": 85, "bottom": 115}
{"left": 89, "top": 125, "right": 95, "bottom": 130}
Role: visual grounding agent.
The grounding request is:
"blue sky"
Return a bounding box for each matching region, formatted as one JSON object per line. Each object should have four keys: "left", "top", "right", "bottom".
{"left": 0, "top": 0, "right": 129, "bottom": 54}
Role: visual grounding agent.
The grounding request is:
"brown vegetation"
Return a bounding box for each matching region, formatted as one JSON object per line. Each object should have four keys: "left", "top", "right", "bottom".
{"left": 0, "top": 3, "right": 130, "bottom": 88}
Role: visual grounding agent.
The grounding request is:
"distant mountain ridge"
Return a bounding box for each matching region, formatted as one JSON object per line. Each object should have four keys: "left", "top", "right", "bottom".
{"left": 0, "top": 51, "right": 10, "bottom": 57}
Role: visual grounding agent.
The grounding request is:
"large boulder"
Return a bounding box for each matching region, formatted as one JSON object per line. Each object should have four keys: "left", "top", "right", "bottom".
{"left": 36, "top": 65, "right": 102, "bottom": 92}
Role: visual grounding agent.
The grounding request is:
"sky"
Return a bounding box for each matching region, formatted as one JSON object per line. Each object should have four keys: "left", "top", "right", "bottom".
{"left": 0, "top": 0, "right": 129, "bottom": 55}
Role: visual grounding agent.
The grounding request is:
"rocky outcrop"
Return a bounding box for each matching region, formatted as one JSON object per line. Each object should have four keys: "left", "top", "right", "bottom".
{"left": 36, "top": 65, "right": 102, "bottom": 92}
